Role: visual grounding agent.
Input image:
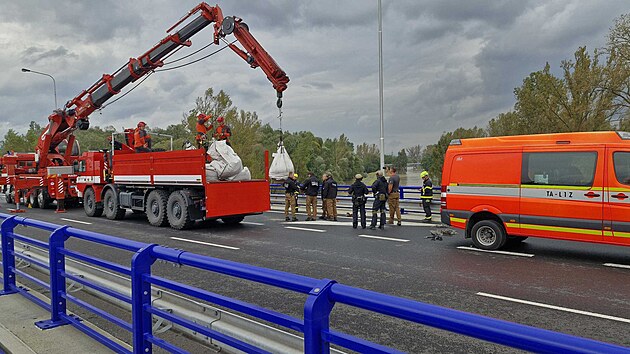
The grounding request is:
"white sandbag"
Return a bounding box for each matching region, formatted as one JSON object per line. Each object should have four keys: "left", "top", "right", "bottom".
{"left": 206, "top": 141, "right": 243, "bottom": 179}
{"left": 228, "top": 167, "right": 251, "bottom": 181}
{"left": 269, "top": 143, "right": 294, "bottom": 180}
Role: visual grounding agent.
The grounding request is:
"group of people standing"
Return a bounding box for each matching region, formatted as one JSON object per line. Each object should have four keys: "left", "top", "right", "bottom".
{"left": 283, "top": 168, "right": 433, "bottom": 229}
{"left": 195, "top": 113, "right": 232, "bottom": 149}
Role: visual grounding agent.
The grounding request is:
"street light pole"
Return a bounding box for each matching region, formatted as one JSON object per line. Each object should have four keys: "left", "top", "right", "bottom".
{"left": 21, "top": 68, "right": 58, "bottom": 109}
{"left": 377, "top": 0, "right": 385, "bottom": 174}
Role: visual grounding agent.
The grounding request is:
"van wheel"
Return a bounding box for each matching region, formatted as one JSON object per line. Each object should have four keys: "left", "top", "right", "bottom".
{"left": 167, "top": 191, "right": 194, "bottom": 230}
{"left": 29, "top": 190, "right": 40, "bottom": 208}
{"left": 146, "top": 190, "right": 169, "bottom": 227}
{"left": 104, "top": 189, "right": 125, "bottom": 220}
{"left": 471, "top": 220, "right": 507, "bottom": 250}
{"left": 84, "top": 188, "right": 103, "bottom": 217}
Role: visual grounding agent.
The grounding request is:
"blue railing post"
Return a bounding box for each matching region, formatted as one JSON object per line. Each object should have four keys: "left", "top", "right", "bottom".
{"left": 36, "top": 225, "right": 70, "bottom": 329}
{"left": 0, "top": 216, "right": 18, "bottom": 295}
{"left": 131, "top": 244, "right": 157, "bottom": 354}
{"left": 303, "top": 279, "right": 336, "bottom": 353}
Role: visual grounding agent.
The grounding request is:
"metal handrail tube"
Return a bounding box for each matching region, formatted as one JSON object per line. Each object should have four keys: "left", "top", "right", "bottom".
{"left": 62, "top": 271, "right": 131, "bottom": 304}
{"left": 11, "top": 232, "right": 49, "bottom": 249}
{"left": 152, "top": 246, "right": 319, "bottom": 293}
{"left": 145, "top": 336, "right": 186, "bottom": 354}
{"left": 13, "top": 216, "right": 60, "bottom": 232}
{"left": 12, "top": 267, "right": 50, "bottom": 290}
{"left": 62, "top": 313, "right": 132, "bottom": 354}
{"left": 146, "top": 274, "right": 304, "bottom": 331}
{"left": 147, "top": 306, "right": 271, "bottom": 354}
{"left": 13, "top": 250, "right": 50, "bottom": 270}
{"left": 324, "top": 330, "right": 404, "bottom": 354}
{"left": 328, "top": 283, "right": 630, "bottom": 354}
{"left": 63, "top": 292, "right": 133, "bottom": 332}
{"left": 65, "top": 228, "right": 146, "bottom": 252}
{"left": 14, "top": 286, "right": 51, "bottom": 311}
{"left": 59, "top": 248, "right": 132, "bottom": 276}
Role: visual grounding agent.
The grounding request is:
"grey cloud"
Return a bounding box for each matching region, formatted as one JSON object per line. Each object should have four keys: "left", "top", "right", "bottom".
{"left": 21, "top": 46, "right": 77, "bottom": 64}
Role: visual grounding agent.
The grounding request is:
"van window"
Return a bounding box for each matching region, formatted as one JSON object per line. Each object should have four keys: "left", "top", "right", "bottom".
{"left": 521, "top": 152, "right": 597, "bottom": 187}
{"left": 614, "top": 152, "right": 630, "bottom": 186}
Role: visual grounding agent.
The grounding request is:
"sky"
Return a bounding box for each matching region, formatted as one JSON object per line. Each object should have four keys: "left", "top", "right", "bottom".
{"left": 1, "top": 1, "right": 629, "bottom": 154}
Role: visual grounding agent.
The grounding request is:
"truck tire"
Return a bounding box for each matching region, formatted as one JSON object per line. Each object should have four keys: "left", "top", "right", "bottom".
{"left": 84, "top": 188, "right": 103, "bottom": 217}
{"left": 29, "top": 190, "right": 40, "bottom": 208}
{"left": 221, "top": 216, "right": 244, "bottom": 225}
{"left": 5, "top": 189, "right": 13, "bottom": 204}
{"left": 471, "top": 220, "right": 507, "bottom": 250}
{"left": 38, "top": 189, "right": 53, "bottom": 209}
{"left": 104, "top": 189, "right": 125, "bottom": 220}
{"left": 167, "top": 190, "right": 194, "bottom": 230}
{"left": 146, "top": 190, "right": 169, "bottom": 227}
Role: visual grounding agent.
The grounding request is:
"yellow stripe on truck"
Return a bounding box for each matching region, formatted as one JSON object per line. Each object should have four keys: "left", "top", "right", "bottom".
{"left": 450, "top": 217, "right": 467, "bottom": 224}
{"left": 518, "top": 223, "right": 602, "bottom": 236}
{"left": 614, "top": 231, "right": 630, "bottom": 238}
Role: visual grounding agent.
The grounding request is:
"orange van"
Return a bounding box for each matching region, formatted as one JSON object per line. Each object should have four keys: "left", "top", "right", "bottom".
{"left": 440, "top": 131, "right": 630, "bottom": 250}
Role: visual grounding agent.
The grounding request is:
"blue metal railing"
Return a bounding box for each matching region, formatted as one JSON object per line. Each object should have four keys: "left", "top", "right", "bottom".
{"left": 0, "top": 212, "right": 628, "bottom": 353}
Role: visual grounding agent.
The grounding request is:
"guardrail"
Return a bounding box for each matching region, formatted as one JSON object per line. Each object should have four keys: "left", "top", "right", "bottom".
{"left": 271, "top": 184, "right": 440, "bottom": 216}
{"left": 1, "top": 212, "right": 629, "bottom": 353}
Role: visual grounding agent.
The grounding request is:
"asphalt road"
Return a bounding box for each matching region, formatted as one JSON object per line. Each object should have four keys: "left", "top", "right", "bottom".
{"left": 3, "top": 203, "right": 630, "bottom": 353}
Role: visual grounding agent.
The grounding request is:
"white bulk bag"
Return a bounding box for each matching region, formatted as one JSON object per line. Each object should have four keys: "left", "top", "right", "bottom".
{"left": 269, "top": 143, "right": 294, "bottom": 180}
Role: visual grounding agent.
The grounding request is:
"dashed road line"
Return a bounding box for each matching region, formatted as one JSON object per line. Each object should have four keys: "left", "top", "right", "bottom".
{"left": 358, "top": 234, "right": 409, "bottom": 242}
{"left": 60, "top": 218, "right": 92, "bottom": 225}
{"left": 457, "top": 246, "right": 534, "bottom": 258}
{"left": 241, "top": 221, "right": 265, "bottom": 226}
{"left": 603, "top": 263, "right": 630, "bottom": 270}
{"left": 170, "top": 237, "right": 240, "bottom": 250}
{"left": 284, "top": 226, "right": 326, "bottom": 233}
{"left": 476, "top": 292, "right": 630, "bottom": 324}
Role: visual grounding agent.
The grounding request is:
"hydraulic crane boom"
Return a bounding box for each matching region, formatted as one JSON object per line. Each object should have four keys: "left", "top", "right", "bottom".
{"left": 35, "top": 2, "right": 289, "bottom": 169}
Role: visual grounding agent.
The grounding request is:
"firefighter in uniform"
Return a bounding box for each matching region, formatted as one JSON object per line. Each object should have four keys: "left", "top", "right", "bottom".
{"left": 420, "top": 170, "right": 433, "bottom": 222}
{"left": 133, "top": 122, "right": 152, "bottom": 153}
{"left": 195, "top": 113, "right": 212, "bottom": 149}
{"left": 301, "top": 172, "right": 319, "bottom": 221}
{"left": 283, "top": 172, "right": 299, "bottom": 221}
{"left": 322, "top": 172, "right": 338, "bottom": 221}
{"left": 369, "top": 171, "right": 388, "bottom": 230}
{"left": 348, "top": 174, "right": 369, "bottom": 229}
{"left": 214, "top": 117, "right": 232, "bottom": 146}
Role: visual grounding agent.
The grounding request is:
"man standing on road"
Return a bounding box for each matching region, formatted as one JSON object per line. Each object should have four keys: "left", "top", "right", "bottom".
{"left": 302, "top": 172, "right": 319, "bottom": 221}
{"left": 369, "top": 171, "right": 388, "bottom": 230}
{"left": 319, "top": 173, "right": 328, "bottom": 220}
{"left": 283, "top": 172, "right": 299, "bottom": 221}
{"left": 348, "top": 174, "right": 369, "bottom": 229}
{"left": 420, "top": 170, "right": 433, "bottom": 222}
{"left": 322, "top": 172, "right": 338, "bottom": 221}
{"left": 387, "top": 167, "right": 402, "bottom": 226}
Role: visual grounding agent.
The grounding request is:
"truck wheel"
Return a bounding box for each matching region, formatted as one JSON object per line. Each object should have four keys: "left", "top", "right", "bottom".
{"left": 5, "top": 189, "right": 13, "bottom": 204}
{"left": 38, "top": 189, "right": 52, "bottom": 209}
{"left": 146, "top": 190, "right": 169, "bottom": 227}
{"left": 167, "top": 191, "right": 194, "bottom": 230}
{"left": 29, "top": 190, "right": 40, "bottom": 208}
{"left": 221, "top": 216, "right": 244, "bottom": 225}
{"left": 84, "top": 188, "right": 103, "bottom": 217}
{"left": 104, "top": 189, "right": 125, "bottom": 220}
{"left": 471, "top": 220, "right": 507, "bottom": 250}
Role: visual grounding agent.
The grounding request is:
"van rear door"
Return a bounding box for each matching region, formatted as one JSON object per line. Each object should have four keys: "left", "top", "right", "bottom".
{"left": 519, "top": 146, "right": 605, "bottom": 242}
{"left": 605, "top": 148, "right": 630, "bottom": 243}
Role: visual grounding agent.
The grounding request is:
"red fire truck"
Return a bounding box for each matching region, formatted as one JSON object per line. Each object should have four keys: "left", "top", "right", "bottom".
{"left": 0, "top": 2, "right": 289, "bottom": 229}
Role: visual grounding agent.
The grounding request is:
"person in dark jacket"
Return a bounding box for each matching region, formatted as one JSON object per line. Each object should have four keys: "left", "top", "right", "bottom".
{"left": 283, "top": 172, "right": 300, "bottom": 221}
{"left": 420, "top": 170, "right": 433, "bottom": 222}
{"left": 348, "top": 174, "right": 369, "bottom": 229}
{"left": 369, "top": 171, "right": 388, "bottom": 229}
{"left": 322, "top": 172, "right": 338, "bottom": 221}
{"left": 301, "top": 172, "right": 319, "bottom": 221}
{"left": 319, "top": 173, "right": 328, "bottom": 220}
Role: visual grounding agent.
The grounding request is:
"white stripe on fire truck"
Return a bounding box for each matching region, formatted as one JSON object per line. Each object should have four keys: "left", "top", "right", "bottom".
{"left": 153, "top": 175, "right": 202, "bottom": 183}
{"left": 113, "top": 175, "right": 151, "bottom": 183}
{"left": 447, "top": 184, "right": 605, "bottom": 202}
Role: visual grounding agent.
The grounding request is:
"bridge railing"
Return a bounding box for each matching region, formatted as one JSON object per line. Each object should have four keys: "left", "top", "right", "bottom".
{"left": 270, "top": 184, "right": 440, "bottom": 216}
{"left": 1, "top": 212, "right": 628, "bottom": 353}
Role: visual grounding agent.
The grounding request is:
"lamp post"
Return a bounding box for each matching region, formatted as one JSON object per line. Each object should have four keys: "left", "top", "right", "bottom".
{"left": 377, "top": 0, "right": 385, "bottom": 174}
{"left": 21, "top": 68, "right": 58, "bottom": 109}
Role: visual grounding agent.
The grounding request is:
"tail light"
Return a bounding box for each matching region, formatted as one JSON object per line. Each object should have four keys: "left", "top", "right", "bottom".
{"left": 440, "top": 185, "right": 447, "bottom": 211}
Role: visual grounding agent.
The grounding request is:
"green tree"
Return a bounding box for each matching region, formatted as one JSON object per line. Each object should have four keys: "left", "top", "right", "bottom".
{"left": 394, "top": 149, "right": 408, "bottom": 173}
{"left": 405, "top": 144, "right": 422, "bottom": 163}
{"left": 421, "top": 127, "right": 486, "bottom": 182}
{"left": 356, "top": 143, "right": 380, "bottom": 173}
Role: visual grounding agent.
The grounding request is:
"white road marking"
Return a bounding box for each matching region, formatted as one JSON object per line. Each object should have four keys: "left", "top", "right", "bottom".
{"left": 241, "top": 221, "right": 265, "bottom": 226}
{"left": 457, "top": 246, "right": 534, "bottom": 258}
{"left": 60, "top": 218, "right": 92, "bottom": 225}
{"left": 170, "top": 237, "right": 240, "bottom": 250}
{"left": 284, "top": 226, "right": 326, "bottom": 233}
{"left": 358, "top": 234, "right": 410, "bottom": 242}
{"left": 603, "top": 263, "right": 630, "bottom": 270}
{"left": 476, "top": 292, "right": 630, "bottom": 324}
